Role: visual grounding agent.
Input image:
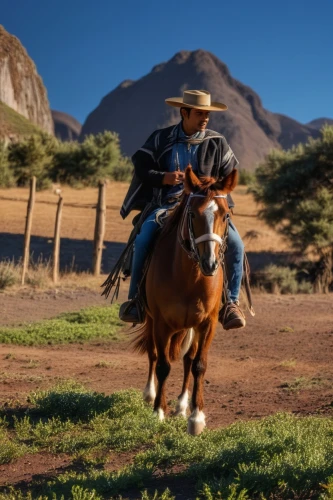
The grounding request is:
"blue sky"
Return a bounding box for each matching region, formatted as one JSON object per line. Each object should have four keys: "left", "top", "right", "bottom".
{"left": 1, "top": 0, "right": 332, "bottom": 125}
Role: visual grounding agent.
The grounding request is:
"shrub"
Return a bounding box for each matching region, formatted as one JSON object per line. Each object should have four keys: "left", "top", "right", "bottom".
{"left": 7, "top": 133, "right": 58, "bottom": 190}
{"left": 257, "top": 264, "right": 299, "bottom": 294}
{"left": 238, "top": 168, "right": 255, "bottom": 186}
{"left": 250, "top": 127, "right": 333, "bottom": 292}
{"left": 25, "top": 257, "right": 51, "bottom": 287}
{"left": 52, "top": 131, "right": 122, "bottom": 186}
{"left": 110, "top": 156, "right": 133, "bottom": 181}
{"left": 0, "top": 141, "right": 15, "bottom": 187}
{"left": 0, "top": 261, "right": 20, "bottom": 290}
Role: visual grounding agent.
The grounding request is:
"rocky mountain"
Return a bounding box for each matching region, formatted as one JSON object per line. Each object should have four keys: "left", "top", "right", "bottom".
{"left": 80, "top": 50, "right": 325, "bottom": 170}
{"left": 52, "top": 110, "right": 81, "bottom": 141}
{"left": 307, "top": 118, "right": 333, "bottom": 130}
{"left": 0, "top": 25, "right": 53, "bottom": 136}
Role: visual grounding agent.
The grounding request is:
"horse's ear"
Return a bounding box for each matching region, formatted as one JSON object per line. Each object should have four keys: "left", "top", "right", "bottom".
{"left": 213, "top": 169, "right": 238, "bottom": 194}
{"left": 184, "top": 165, "right": 201, "bottom": 194}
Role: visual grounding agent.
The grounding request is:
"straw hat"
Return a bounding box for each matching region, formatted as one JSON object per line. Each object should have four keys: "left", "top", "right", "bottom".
{"left": 165, "top": 90, "right": 227, "bottom": 111}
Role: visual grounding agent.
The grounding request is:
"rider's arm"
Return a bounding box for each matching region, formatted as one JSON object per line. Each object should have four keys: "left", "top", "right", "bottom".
{"left": 217, "top": 136, "right": 239, "bottom": 179}
{"left": 132, "top": 149, "right": 165, "bottom": 187}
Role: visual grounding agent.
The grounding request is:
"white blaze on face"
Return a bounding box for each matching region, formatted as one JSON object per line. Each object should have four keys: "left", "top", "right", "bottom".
{"left": 203, "top": 200, "right": 218, "bottom": 233}
{"left": 200, "top": 200, "right": 219, "bottom": 255}
{"left": 205, "top": 200, "right": 218, "bottom": 212}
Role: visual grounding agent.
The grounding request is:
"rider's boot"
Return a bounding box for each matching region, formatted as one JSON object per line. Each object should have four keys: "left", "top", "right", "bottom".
{"left": 219, "top": 300, "right": 246, "bottom": 330}
{"left": 119, "top": 299, "right": 141, "bottom": 324}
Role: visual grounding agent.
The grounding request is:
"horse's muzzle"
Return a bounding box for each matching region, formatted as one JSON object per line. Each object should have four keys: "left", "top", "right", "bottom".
{"left": 200, "top": 257, "right": 219, "bottom": 276}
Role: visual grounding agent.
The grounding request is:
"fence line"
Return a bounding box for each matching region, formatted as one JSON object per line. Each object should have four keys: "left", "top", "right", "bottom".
{"left": 2, "top": 179, "right": 108, "bottom": 282}
{"left": 0, "top": 195, "right": 119, "bottom": 211}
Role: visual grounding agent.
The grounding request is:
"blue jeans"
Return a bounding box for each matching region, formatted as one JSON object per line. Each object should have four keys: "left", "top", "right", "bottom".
{"left": 225, "top": 220, "right": 244, "bottom": 302}
{"left": 128, "top": 210, "right": 244, "bottom": 302}
{"left": 128, "top": 206, "right": 166, "bottom": 299}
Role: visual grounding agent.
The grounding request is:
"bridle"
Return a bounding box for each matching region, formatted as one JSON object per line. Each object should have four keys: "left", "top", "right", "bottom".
{"left": 178, "top": 192, "right": 230, "bottom": 269}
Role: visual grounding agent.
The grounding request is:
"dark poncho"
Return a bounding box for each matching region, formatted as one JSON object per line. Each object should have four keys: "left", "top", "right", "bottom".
{"left": 120, "top": 123, "right": 239, "bottom": 219}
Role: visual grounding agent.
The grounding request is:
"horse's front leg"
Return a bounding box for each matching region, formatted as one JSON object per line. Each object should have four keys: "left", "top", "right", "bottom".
{"left": 143, "top": 338, "right": 157, "bottom": 404}
{"left": 153, "top": 320, "right": 172, "bottom": 421}
{"left": 175, "top": 329, "right": 197, "bottom": 417}
{"left": 188, "top": 318, "right": 217, "bottom": 436}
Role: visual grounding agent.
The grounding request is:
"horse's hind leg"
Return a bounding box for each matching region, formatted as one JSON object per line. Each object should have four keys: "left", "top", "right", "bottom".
{"left": 188, "top": 318, "right": 216, "bottom": 436}
{"left": 153, "top": 320, "right": 172, "bottom": 421}
{"left": 143, "top": 334, "right": 157, "bottom": 404}
{"left": 175, "top": 329, "right": 197, "bottom": 417}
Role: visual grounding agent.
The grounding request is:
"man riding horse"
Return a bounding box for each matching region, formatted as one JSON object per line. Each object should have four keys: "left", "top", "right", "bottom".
{"left": 119, "top": 89, "right": 246, "bottom": 330}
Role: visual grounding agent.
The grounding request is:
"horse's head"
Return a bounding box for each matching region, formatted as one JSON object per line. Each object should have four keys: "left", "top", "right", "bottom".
{"left": 183, "top": 165, "right": 238, "bottom": 276}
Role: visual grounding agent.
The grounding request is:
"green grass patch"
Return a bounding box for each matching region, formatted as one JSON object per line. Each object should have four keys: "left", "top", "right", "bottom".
{"left": 0, "top": 101, "right": 43, "bottom": 137}
{"left": 1, "top": 383, "right": 333, "bottom": 499}
{"left": 0, "top": 305, "right": 123, "bottom": 345}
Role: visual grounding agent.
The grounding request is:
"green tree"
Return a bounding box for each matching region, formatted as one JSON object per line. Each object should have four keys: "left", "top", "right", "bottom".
{"left": 251, "top": 126, "right": 333, "bottom": 292}
{"left": 0, "top": 141, "right": 15, "bottom": 187}
{"left": 52, "top": 131, "right": 123, "bottom": 186}
{"left": 7, "top": 133, "right": 58, "bottom": 189}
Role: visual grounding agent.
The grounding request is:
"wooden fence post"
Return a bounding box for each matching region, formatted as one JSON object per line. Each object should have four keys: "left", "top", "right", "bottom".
{"left": 92, "top": 181, "right": 106, "bottom": 276}
{"left": 52, "top": 196, "right": 64, "bottom": 283}
{"left": 21, "top": 176, "right": 36, "bottom": 285}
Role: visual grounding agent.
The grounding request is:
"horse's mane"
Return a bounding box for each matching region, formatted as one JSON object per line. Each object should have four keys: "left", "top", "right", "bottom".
{"left": 159, "top": 175, "right": 219, "bottom": 239}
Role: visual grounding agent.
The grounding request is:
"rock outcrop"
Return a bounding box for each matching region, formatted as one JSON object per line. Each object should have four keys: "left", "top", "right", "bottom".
{"left": 0, "top": 25, "right": 53, "bottom": 135}
{"left": 80, "top": 50, "right": 325, "bottom": 170}
{"left": 52, "top": 110, "right": 81, "bottom": 141}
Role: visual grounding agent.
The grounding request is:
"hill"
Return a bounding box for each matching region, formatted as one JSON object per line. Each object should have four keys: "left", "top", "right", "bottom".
{"left": 307, "top": 118, "right": 333, "bottom": 129}
{"left": 52, "top": 110, "right": 82, "bottom": 141}
{"left": 80, "top": 50, "right": 323, "bottom": 170}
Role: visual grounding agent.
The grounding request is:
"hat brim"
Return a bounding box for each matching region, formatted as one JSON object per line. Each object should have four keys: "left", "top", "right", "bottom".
{"left": 165, "top": 97, "right": 227, "bottom": 112}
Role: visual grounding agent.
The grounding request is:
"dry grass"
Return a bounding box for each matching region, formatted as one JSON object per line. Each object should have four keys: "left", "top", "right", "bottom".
{"left": 0, "top": 183, "right": 289, "bottom": 253}
{"left": 0, "top": 260, "right": 106, "bottom": 293}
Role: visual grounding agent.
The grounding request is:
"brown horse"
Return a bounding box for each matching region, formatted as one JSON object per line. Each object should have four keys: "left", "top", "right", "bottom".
{"left": 133, "top": 165, "right": 238, "bottom": 435}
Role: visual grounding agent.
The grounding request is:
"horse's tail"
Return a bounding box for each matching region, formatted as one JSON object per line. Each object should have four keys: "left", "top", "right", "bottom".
{"left": 132, "top": 321, "right": 194, "bottom": 362}
{"left": 131, "top": 315, "right": 153, "bottom": 354}
{"left": 169, "top": 328, "right": 194, "bottom": 362}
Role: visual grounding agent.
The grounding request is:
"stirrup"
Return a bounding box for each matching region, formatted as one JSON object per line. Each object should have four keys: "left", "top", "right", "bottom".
{"left": 119, "top": 298, "right": 145, "bottom": 324}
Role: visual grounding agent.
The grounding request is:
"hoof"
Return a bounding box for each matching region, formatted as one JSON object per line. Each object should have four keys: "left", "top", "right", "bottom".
{"left": 187, "top": 410, "right": 206, "bottom": 435}
{"left": 153, "top": 408, "right": 165, "bottom": 421}
{"left": 143, "top": 392, "right": 155, "bottom": 405}
{"left": 174, "top": 390, "right": 188, "bottom": 418}
{"left": 143, "top": 385, "right": 156, "bottom": 405}
{"left": 173, "top": 408, "right": 187, "bottom": 418}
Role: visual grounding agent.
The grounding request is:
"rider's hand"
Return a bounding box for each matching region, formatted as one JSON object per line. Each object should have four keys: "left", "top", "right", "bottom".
{"left": 162, "top": 171, "right": 185, "bottom": 185}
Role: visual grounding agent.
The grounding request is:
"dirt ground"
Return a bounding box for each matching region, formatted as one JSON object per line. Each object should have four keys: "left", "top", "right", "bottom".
{"left": 0, "top": 184, "right": 332, "bottom": 491}
{"left": 1, "top": 286, "right": 333, "bottom": 427}
{"left": 1, "top": 287, "right": 333, "bottom": 488}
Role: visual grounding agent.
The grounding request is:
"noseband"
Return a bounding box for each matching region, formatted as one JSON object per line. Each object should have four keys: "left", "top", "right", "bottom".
{"left": 178, "top": 193, "right": 230, "bottom": 265}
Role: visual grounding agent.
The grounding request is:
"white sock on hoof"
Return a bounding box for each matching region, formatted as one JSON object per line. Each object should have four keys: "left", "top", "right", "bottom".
{"left": 154, "top": 408, "right": 165, "bottom": 421}
{"left": 187, "top": 408, "right": 206, "bottom": 435}
{"left": 143, "top": 380, "right": 156, "bottom": 403}
{"left": 175, "top": 390, "right": 189, "bottom": 417}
